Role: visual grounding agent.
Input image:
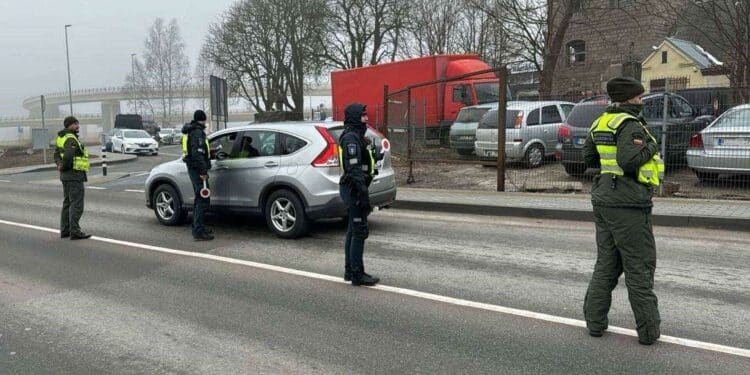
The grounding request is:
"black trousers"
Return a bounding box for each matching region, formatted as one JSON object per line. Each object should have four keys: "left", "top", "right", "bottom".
{"left": 340, "top": 184, "right": 369, "bottom": 274}
{"left": 188, "top": 168, "right": 210, "bottom": 237}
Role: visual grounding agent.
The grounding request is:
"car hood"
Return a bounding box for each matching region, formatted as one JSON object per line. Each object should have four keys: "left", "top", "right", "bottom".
{"left": 125, "top": 137, "right": 157, "bottom": 143}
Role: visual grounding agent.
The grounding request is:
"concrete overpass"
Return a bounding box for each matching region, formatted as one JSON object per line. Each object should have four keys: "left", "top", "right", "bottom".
{"left": 19, "top": 85, "right": 331, "bottom": 130}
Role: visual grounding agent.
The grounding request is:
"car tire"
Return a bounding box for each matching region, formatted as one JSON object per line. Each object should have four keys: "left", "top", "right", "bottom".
{"left": 696, "top": 171, "right": 718, "bottom": 183}
{"left": 456, "top": 148, "right": 473, "bottom": 156}
{"left": 564, "top": 164, "right": 585, "bottom": 176}
{"left": 152, "top": 184, "right": 187, "bottom": 226}
{"left": 152, "top": 152, "right": 159, "bottom": 156}
{"left": 121, "top": 145, "right": 125, "bottom": 154}
{"left": 105, "top": 142, "right": 113, "bottom": 152}
{"left": 265, "top": 189, "right": 309, "bottom": 239}
{"left": 524, "top": 144, "right": 544, "bottom": 168}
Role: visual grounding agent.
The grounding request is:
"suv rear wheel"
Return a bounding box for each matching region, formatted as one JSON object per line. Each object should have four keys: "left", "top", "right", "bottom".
{"left": 265, "top": 189, "right": 309, "bottom": 239}
{"left": 153, "top": 184, "right": 187, "bottom": 226}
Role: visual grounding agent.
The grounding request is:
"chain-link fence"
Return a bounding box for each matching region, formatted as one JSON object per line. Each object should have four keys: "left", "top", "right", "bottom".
{"left": 380, "top": 68, "right": 749, "bottom": 200}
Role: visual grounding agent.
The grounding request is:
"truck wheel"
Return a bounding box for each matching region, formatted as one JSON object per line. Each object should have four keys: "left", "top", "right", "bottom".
{"left": 153, "top": 184, "right": 187, "bottom": 226}
{"left": 265, "top": 189, "right": 309, "bottom": 239}
{"left": 525, "top": 144, "right": 544, "bottom": 168}
{"left": 696, "top": 171, "right": 718, "bottom": 183}
{"left": 456, "top": 148, "right": 473, "bottom": 156}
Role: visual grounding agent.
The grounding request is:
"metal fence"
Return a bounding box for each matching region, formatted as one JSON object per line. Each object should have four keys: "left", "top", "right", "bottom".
{"left": 377, "top": 70, "right": 749, "bottom": 200}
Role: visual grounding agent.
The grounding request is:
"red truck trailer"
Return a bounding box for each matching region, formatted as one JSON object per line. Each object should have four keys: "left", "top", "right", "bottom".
{"left": 331, "top": 54, "right": 500, "bottom": 140}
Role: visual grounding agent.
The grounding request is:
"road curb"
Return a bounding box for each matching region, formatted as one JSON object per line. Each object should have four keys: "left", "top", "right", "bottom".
{"left": 0, "top": 154, "right": 137, "bottom": 175}
{"left": 392, "top": 199, "right": 749, "bottom": 231}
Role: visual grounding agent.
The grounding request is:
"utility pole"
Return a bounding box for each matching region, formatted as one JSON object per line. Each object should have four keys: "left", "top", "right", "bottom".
{"left": 64, "top": 24, "right": 73, "bottom": 115}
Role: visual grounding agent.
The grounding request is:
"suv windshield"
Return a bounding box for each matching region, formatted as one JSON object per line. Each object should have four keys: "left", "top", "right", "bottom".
{"left": 566, "top": 103, "right": 608, "bottom": 128}
{"left": 475, "top": 83, "right": 499, "bottom": 104}
{"left": 456, "top": 108, "right": 491, "bottom": 123}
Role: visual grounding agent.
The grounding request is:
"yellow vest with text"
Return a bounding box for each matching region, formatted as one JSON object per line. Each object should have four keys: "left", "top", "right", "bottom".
{"left": 589, "top": 112, "right": 664, "bottom": 186}
{"left": 56, "top": 133, "right": 90, "bottom": 172}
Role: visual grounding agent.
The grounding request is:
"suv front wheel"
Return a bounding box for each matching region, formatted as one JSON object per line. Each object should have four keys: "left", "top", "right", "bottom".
{"left": 265, "top": 189, "right": 309, "bottom": 239}
{"left": 153, "top": 184, "right": 187, "bottom": 226}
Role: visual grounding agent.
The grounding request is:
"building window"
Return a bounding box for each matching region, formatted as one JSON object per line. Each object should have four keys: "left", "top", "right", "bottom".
{"left": 567, "top": 40, "right": 586, "bottom": 66}
{"left": 573, "top": 0, "right": 590, "bottom": 12}
{"left": 661, "top": 51, "right": 668, "bottom": 64}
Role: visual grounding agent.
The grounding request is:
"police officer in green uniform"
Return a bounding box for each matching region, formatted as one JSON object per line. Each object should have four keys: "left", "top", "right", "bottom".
{"left": 583, "top": 77, "right": 665, "bottom": 345}
{"left": 339, "top": 103, "right": 382, "bottom": 286}
{"left": 54, "top": 116, "right": 92, "bottom": 240}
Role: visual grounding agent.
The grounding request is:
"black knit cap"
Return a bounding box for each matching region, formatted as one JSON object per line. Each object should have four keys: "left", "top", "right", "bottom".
{"left": 63, "top": 116, "right": 79, "bottom": 128}
{"left": 606, "top": 77, "right": 645, "bottom": 102}
{"left": 193, "top": 110, "right": 207, "bottom": 122}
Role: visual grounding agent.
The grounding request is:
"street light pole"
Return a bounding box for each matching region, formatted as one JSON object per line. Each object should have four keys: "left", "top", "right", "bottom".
{"left": 64, "top": 24, "right": 73, "bottom": 115}
{"left": 131, "top": 53, "right": 137, "bottom": 114}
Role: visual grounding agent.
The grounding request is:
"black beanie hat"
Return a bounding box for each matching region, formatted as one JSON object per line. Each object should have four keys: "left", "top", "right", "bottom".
{"left": 193, "top": 110, "right": 207, "bottom": 122}
{"left": 606, "top": 77, "right": 645, "bottom": 102}
{"left": 63, "top": 116, "right": 79, "bottom": 128}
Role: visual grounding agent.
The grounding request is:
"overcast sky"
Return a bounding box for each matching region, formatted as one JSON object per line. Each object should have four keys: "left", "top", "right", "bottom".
{"left": 0, "top": 0, "right": 238, "bottom": 116}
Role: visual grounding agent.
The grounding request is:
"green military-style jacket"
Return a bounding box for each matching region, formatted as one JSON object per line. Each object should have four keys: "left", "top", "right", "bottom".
{"left": 583, "top": 105, "right": 659, "bottom": 208}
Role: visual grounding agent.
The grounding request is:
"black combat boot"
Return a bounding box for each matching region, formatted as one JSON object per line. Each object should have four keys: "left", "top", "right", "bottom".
{"left": 351, "top": 270, "right": 379, "bottom": 286}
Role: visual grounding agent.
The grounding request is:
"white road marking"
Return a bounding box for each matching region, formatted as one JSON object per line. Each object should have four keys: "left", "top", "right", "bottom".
{"left": 86, "top": 186, "right": 107, "bottom": 190}
{"left": 125, "top": 189, "right": 145, "bottom": 193}
{"left": 0, "top": 180, "right": 11, "bottom": 182}
{"left": 0, "top": 217, "right": 748, "bottom": 359}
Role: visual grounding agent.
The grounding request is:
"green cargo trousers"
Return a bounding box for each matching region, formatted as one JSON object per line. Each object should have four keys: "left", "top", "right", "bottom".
{"left": 61, "top": 180, "right": 85, "bottom": 236}
{"left": 584, "top": 206, "right": 661, "bottom": 344}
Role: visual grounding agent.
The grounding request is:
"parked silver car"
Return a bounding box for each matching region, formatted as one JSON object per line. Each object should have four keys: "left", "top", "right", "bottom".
{"left": 474, "top": 101, "right": 574, "bottom": 167}
{"left": 687, "top": 104, "right": 750, "bottom": 181}
{"left": 144, "top": 122, "right": 397, "bottom": 238}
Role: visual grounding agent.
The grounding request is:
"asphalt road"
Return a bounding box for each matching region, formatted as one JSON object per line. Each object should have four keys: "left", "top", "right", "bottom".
{"left": 0, "top": 160, "right": 749, "bottom": 374}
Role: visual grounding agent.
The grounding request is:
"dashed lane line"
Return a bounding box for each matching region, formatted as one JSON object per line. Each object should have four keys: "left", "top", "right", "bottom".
{"left": 0, "top": 218, "right": 749, "bottom": 359}
{"left": 0, "top": 179, "right": 11, "bottom": 182}
{"left": 86, "top": 186, "right": 107, "bottom": 190}
{"left": 125, "top": 189, "right": 145, "bottom": 193}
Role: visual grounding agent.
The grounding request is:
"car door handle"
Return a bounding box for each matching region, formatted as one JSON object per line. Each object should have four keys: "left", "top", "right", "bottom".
{"left": 264, "top": 161, "right": 279, "bottom": 168}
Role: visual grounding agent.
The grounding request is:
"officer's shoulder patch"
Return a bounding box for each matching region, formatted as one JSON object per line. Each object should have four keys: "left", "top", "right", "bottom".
{"left": 347, "top": 143, "right": 358, "bottom": 156}
{"left": 633, "top": 138, "right": 643, "bottom": 145}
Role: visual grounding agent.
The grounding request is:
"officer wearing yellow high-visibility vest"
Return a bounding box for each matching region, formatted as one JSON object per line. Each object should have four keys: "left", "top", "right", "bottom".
{"left": 181, "top": 110, "right": 214, "bottom": 241}
{"left": 54, "top": 116, "right": 92, "bottom": 240}
{"left": 583, "top": 77, "right": 663, "bottom": 345}
{"left": 338, "top": 103, "right": 382, "bottom": 286}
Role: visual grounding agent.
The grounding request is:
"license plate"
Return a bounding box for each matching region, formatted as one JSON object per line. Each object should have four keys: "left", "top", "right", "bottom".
{"left": 716, "top": 138, "right": 750, "bottom": 147}
{"left": 575, "top": 137, "right": 586, "bottom": 146}
{"left": 486, "top": 151, "right": 498, "bottom": 157}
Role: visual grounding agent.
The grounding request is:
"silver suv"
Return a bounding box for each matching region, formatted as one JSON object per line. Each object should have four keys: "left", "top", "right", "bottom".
{"left": 144, "top": 122, "right": 397, "bottom": 238}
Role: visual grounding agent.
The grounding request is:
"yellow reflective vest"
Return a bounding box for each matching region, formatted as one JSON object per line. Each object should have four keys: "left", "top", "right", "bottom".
{"left": 590, "top": 112, "right": 665, "bottom": 186}
{"left": 56, "top": 133, "right": 90, "bottom": 172}
{"left": 338, "top": 145, "right": 375, "bottom": 177}
{"left": 181, "top": 135, "right": 210, "bottom": 156}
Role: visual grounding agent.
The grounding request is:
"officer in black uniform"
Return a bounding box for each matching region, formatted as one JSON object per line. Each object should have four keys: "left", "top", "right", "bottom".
{"left": 339, "top": 103, "right": 381, "bottom": 286}
{"left": 182, "top": 110, "right": 214, "bottom": 241}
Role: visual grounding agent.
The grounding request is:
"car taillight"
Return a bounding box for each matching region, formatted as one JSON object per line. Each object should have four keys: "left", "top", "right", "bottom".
{"left": 515, "top": 112, "right": 524, "bottom": 129}
{"left": 689, "top": 134, "right": 704, "bottom": 149}
{"left": 312, "top": 126, "right": 339, "bottom": 167}
{"left": 558, "top": 125, "right": 571, "bottom": 142}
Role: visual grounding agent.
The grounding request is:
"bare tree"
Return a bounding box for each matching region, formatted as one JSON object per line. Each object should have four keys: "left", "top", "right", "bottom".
{"left": 205, "top": 0, "right": 327, "bottom": 114}
{"left": 124, "top": 18, "right": 191, "bottom": 126}
{"left": 193, "top": 46, "right": 216, "bottom": 111}
{"left": 320, "top": 0, "right": 411, "bottom": 69}
{"left": 407, "top": 0, "right": 461, "bottom": 56}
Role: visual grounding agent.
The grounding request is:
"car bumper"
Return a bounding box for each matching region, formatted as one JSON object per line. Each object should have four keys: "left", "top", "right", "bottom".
{"left": 475, "top": 141, "right": 524, "bottom": 160}
{"left": 305, "top": 184, "right": 398, "bottom": 220}
{"left": 687, "top": 149, "right": 750, "bottom": 175}
{"left": 125, "top": 147, "right": 158, "bottom": 154}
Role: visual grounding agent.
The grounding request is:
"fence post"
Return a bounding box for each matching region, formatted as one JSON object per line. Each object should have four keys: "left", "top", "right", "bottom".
{"left": 423, "top": 98, "right": 427, "bottom": 144}
{"left": 659, "top": 80, "right": 669, "bottom": 196}
{"left": 382, "top": 85, "right": 389, "bottom": 136}
{"left": 407, "top": 89, "right": 415, "bottom": 184}
{"left": 497, "top": 67, "right": 508, "bottom": 192}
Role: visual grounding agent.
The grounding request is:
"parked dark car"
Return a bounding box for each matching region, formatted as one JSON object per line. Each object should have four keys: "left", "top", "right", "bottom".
{"left": 558, "top": 93, "right": 715, "bottom": 176}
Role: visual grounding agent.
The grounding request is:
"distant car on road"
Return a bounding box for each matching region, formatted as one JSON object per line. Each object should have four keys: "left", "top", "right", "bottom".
{"left": 144, "top": 122, "right": 397, "bottom": 239}
{"left": 687, "top": 104, "right": 750, "bottom": 181}
{"left": 158, "top": 128, "right": 180, "bottom": 145}
{"left": 111, "top": 129, "right": 159, "bottom": 155}
{"left": 474, "top": 100, "right": 575, "bottom": 167}
{"left": 558, "top": 93, "right": 715, "bottom": 176}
